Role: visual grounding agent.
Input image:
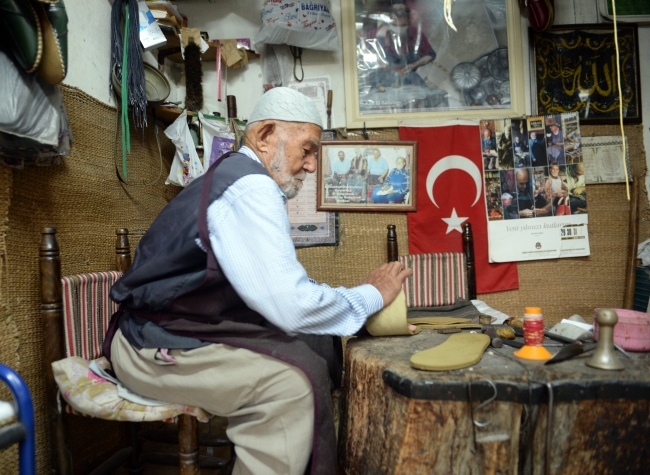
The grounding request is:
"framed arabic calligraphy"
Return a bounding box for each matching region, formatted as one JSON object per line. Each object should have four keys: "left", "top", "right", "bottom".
{"left": 529, "top": 24, "right": 642, "bottom": 125}
{"left": 316, "top": 140, "right": 417, "bottom": 211}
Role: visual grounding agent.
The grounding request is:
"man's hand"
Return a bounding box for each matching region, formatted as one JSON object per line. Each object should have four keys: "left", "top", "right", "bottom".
{"left": 519, "top": 209, "right": 534, "bottom": 218}
{"left": 360, "top": 261, "right": 412, "bottom": 307}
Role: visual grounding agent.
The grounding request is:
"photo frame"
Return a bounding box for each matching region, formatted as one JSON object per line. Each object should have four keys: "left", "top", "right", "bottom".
{"left": 317, "top": 140, "right": 417, "bottom": 211}
{"left": 341, "top": 0, "right": 526, "bottom": 128}
{"left": 529, "top": 23, "right": 642, "bottom": 125}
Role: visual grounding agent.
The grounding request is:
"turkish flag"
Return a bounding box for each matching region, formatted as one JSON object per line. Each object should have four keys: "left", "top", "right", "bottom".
{"left": 400, "top": 125, "right": 518, "bottom": 294}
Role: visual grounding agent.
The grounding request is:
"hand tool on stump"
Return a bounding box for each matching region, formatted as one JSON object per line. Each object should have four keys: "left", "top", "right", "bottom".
{"left": 482, "top": 325, "right": 523, "bottom": 349}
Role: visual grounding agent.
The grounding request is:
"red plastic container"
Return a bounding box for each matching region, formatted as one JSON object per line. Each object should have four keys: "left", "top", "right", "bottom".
{"left": 593, "top": 308, "right": 650, "bottom": 352}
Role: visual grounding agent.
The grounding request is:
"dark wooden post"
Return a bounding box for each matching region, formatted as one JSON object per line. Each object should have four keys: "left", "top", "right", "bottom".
{"left": 178, "top": 414, "right": 199, "bottom": 475}
{"left": 115, "top": 228, "right": 132, "bottom": 273}
{"left": 39, "top": 227, "right": 71, "bottom": 475}
{"left": 387, "top": 224, "right": 398, "bottom": 262}
{"left": 623, "top": 177, "right": 639, "bottom": 309}
{"left": 463, "top": 223, "right": 477, "bottom": 300}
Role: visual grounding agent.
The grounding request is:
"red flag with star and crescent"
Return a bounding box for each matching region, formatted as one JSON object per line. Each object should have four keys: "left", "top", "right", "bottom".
{"left": 400, "top": 125, "right": 518, "bottom": 294}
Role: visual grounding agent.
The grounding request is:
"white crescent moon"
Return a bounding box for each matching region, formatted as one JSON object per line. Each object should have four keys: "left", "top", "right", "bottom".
{"left": 426, "top": 155, "right": 483, "bottom": 208}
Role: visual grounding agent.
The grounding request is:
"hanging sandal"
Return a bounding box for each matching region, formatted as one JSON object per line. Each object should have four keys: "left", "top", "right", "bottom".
{"left": 0, "top": 0, "right": 43, "bottom": 73}
{"left": 36, "top": 0, "right": 68, "bottom": 85}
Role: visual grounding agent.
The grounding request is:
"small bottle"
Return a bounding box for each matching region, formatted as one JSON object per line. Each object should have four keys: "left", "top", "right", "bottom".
{"left": 522, "top": 307, "right": 545, "bottom": 346}
{"left": 513, "top": 306, "right": 552, "bottom": 361}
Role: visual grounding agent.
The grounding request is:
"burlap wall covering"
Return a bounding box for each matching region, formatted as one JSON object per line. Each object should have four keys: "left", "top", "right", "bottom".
{"left": 298, "top": 125, "right": 649, "bottom": 326}
{"left": 2, "top": 85, "right": 177, "bottom": 475}
{"left": 0, "top": 165, "right": 18, "bottom": 475}
{"left": 1, "top": 82, "right": 647, "bottom": 475}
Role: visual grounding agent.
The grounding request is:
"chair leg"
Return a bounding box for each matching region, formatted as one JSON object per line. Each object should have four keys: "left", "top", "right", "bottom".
{"left": 179, "top": 415, "right": 199, "bottom": 475}
{"left": 126, "top": 422, "right": 143, "bottom": 474}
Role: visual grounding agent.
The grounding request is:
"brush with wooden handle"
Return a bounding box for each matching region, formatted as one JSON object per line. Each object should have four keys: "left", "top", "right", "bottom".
{"left": 327, "top": 89, "right": 332, "bottom": 129}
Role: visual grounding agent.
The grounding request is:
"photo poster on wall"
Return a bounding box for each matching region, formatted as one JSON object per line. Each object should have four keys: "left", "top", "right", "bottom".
{"left": 479, "top": 112, "right": 589, "bottom": 262}
{"left": 285, "top": 128, "right": 339, "bottom": 248}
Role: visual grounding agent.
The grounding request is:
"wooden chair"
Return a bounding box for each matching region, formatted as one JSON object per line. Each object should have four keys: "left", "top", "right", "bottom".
{"left": 40, "top": 227, "right": 233, "bottom": 475}
{"left": 386, "top": 222, "right": 477, "bottom": 302}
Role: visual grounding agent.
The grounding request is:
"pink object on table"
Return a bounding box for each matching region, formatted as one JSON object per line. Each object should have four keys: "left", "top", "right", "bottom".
{"left": 593, "top": 308, "right": 650, "bottom": 352}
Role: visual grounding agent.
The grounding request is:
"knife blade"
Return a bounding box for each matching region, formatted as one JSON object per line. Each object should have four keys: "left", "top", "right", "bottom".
{"left": 544, "top": 341, "right": 597, "bottom": 365}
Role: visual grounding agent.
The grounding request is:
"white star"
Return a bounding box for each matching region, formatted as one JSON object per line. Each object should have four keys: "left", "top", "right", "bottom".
{"left": 442, "top": 208, "right": 468, "bottom": 234}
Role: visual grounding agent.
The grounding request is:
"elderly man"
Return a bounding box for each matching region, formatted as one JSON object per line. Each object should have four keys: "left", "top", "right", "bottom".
{"left": 516, "top": 168, "right": 551, "bottom": 218}
{"left": 103, "top": 88, "right": 411, "bottom": 475}
{"left": 331, "top": 150, "right": 351, "bottom": 186}
{"left": 364, "top": 3, "right": 435, "bottom": 88}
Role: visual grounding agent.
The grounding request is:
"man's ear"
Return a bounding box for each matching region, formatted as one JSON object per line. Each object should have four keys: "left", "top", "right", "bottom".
{"left": 254, "top": 121, "right": 276, "bottom": 157}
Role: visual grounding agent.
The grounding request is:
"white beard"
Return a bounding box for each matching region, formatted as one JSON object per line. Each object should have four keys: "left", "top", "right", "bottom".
{"left": 269, "top": 139, "right": 306, "bottom": 199}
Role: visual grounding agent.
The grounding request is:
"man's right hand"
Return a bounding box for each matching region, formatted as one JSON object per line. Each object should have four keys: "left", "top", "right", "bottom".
{"left": 360, "top": 261, "right": 412, "bottom": 307}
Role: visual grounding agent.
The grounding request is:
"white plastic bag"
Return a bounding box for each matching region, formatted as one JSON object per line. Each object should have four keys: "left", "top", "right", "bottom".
{"left": 198, "top": 113, "right": 236, "bottom": 169}
{"left": 254, "top": 0, "right": 338, "bottom": 51}
{"left": 164, "top": 110, "right": 204, "bottom": 187}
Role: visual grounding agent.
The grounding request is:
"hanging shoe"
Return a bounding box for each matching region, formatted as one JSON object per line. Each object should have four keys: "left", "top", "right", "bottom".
{"left": 527, "top": 0, "right": 555, "bottom": 32}
{"left": 36, "top": 0, "right": 68, "bottom": 85}
{"left": 0, "top": 0, "right": 43, "bottom": 72}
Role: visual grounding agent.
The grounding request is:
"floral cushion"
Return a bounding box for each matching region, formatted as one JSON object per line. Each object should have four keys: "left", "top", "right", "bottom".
{"left": 52, "top": 356, "right": 209, "bottom": 423}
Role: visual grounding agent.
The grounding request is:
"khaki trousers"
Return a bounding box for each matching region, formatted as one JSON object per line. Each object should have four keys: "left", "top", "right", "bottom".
{"left": 111, "top": 329, "right": 314, "bottom": 475}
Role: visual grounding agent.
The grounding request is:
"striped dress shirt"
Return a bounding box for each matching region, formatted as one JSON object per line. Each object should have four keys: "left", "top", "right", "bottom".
{"left": 204, "top": 146, "right": 383, "bottom": 336}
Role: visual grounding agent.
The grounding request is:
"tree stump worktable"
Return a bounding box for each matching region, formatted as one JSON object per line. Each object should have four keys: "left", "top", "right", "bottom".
{"left": 338, "top": 329, "right": 650, "bottom": 475}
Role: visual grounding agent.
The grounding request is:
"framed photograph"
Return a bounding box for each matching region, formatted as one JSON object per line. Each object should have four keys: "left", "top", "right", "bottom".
{"left": 341, "top": 0, "right": 526, "bottom": 128}
{"left": 317, "top": 140, "right": 417, "bottom": 211}
{"left": 529, "top": 24, "right": 642, "bottom": 125}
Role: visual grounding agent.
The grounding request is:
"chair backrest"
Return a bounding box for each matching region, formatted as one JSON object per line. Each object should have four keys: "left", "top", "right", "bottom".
{"left": 386, "top": 222, "right": 477, "bottom": 303}
{"left": 40, "top": 227, "right": 132, "bottom": 361}
{"left": 61, "top": 272, "right": 123, "bottom": 360}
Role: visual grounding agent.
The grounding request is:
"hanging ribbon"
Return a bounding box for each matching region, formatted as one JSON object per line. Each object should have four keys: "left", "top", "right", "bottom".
{"left": 121, "top": 4, "right": 130, "bottom": 180}
{"left": 216, "top": 42, "right": 222, "bottom": 101}
{"left": 610, "top": 0, "right": 629, "bottom": 200}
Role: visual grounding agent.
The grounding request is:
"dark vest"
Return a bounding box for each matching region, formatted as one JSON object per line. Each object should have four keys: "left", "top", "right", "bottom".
{"left": 103, "top": 152, "right": 338, "bottom": 475}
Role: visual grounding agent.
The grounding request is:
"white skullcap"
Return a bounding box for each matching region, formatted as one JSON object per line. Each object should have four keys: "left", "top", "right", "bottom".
{"left": 248, "top": 87, "right": 322, "bottom": 128}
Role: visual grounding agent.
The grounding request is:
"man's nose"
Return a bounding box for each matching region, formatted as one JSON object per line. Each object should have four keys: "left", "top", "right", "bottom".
{"left": 304, "top": 156, "right": 317, "bottom": 173}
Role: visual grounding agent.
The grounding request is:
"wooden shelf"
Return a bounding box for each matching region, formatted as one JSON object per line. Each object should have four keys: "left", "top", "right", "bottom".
{"left": 158, "top": 35, "right": 259, "bottom": 64}
{"left": 151, "top": 106, "right": 247, "bottom": 126}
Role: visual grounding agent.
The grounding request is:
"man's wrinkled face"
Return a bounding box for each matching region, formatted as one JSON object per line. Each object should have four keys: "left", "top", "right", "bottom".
{"left": 550, "top": 165, "right": 559, "bottom": 177}
{"left": 268, "top": 122, "right": 321, "bottom": 199}
{"left": 516, "top": 171, "right": 529, "bottom": 193}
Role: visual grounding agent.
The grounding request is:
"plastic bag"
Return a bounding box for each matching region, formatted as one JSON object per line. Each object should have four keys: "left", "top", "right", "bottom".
{"left": 254, "top": 0, "right": 338, "bottom": 51}
{"left": 198, "top": 113, "right": 236, "bottom": 168}
{"left": 164, "top": 110, "right": 204, "bottom": 187}
{"left": 261, "top": 44, "right": 294, "bottom": 88}
{"left": 0, "top": 50, "right": 61, "bottom": 146}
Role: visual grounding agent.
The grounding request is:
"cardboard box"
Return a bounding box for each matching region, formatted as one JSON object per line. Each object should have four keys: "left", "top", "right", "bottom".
{"left": 138, "top": 1, "right": 167, "bottom": 51}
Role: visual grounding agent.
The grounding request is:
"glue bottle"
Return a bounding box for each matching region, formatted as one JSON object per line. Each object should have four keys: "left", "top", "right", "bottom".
{"left": 513, "top": 306, "right": 552, "bottom": 361}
